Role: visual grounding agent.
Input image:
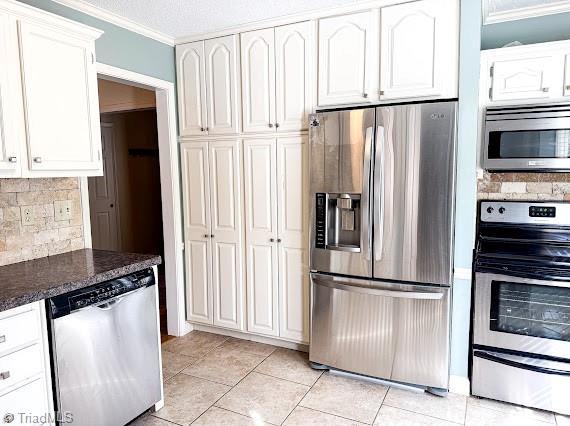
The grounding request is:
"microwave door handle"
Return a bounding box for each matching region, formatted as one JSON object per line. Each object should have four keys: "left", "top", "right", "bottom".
{"left": 474, "top": 350, "right": 570, "bottom": 376}
{"left": 361, "top": 126, "right": 373, "bottom": 261}
{"left": 374, "top": 126, "right": 385, "bottom": 261}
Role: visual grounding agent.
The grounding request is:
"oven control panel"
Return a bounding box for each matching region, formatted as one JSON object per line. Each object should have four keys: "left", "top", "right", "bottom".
{"left": 481, "top": 201, "right": 570, "bottom": 225}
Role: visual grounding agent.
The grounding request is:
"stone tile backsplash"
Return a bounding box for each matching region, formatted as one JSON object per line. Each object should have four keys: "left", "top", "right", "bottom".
{"left": 0, "top": 178, "right": 84, "bottom": 266}
{"left": 478, "top": 172, "right": 570, "bottom": 201}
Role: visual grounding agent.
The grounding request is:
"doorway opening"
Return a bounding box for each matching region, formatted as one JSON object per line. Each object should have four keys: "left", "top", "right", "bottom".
{"left": 89, "top": 78, "right": 167, "bottom": 335}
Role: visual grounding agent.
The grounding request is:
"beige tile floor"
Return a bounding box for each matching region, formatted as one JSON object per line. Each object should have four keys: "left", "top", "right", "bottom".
{"left": 132, "top": 331, "right": 570, "bottom": 426}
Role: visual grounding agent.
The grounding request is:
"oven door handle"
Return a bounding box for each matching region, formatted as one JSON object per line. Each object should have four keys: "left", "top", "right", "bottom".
{"left": 474, "top": 350, "right": 570, "bottom": 376}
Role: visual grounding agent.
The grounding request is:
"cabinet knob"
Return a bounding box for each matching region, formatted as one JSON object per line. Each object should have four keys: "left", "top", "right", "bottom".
{"left": 204, "top": 234, "right": 209, "bottom": 238}
{"left": 277, "top": 238, "right": 282, "bottom": 243}
{"left": 0, "top": 335, "right": 5, "bottom": 343}
{"left": 33, "top": 157, "right": 42, "bottom": 163}
{"left": 379, "top": 90, "right": 385, "bottom": 96}
{"left": 275, "top": 123, "right": 280, "bottom": 128}
{"left": 270, "top": 238, "right": 275, "bottom": 242}
{"left": 566, "top": 85, "right": 570, "bottom": 91}
{"left": 268, "top": 123, "right": 274, "bottom": 128}
{"left": 201, "top": 127, "right": 205, "bottom": 132}
{"left": 206, "top": 127, "right": 209, "bottom": 132}
{"left": 542, "top": 87, "right": 550, "bottom": 92}
{"left": 0, "top": 371, "right": 10, "bottom": 380}
{"left": 7, "top": 157, "right": 16, "bottom": 163}
{"left": 363, "top": 93, "right": 368, "bottom": 98}
{"left": 210, "top": 234, "right": 214, "bottom": 238}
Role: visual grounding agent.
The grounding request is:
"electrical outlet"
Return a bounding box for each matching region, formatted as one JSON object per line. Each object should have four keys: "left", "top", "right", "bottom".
{"left": 54, "top": 200, "right": 73, "bottom": 221}
{"left": 21, "top": 206, "right": 34, "bottom": 224}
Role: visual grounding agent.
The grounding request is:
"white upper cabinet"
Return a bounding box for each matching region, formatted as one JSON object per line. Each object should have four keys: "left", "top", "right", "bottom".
{"left": 241, "top": 28, "right": 276, "bottom": 133}
{"left": 380, "top": 0, "right": 458, "bottom": 100}
{"left": 19, "top": 22, "right": 102, "bottom": 175}
{"left": 177, "top": 41, "right": 207, "bottom": 136}
{"left": 0, "top": 11, "right": 22, "bottom": 177}
{"left": 205, "top": 36, "right": 240, "bottom": 135}
{"left": 490, "top": 56, "right": 556, "bottom": 102}
{"left": 275, "top": 22, "right": 314, "bottom": 132}
{"left": 318, "top": 11, "right": 379, "bottom": 106}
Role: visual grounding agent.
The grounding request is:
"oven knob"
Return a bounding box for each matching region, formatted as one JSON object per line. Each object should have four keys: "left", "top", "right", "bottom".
{"left": 499, "top": 207, "right": 506, "bottom": 214}
{"left": 486, "top": 206, "right": 494, "bottom": 214}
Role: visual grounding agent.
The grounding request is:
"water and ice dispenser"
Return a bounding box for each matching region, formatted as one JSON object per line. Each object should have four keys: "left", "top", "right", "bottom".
{"left": 315, "top": 193, "right": 361, "bottom": 252}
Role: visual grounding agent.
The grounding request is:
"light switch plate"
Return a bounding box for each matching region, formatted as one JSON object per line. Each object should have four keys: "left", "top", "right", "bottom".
{"left": 21, "top": 206, "right": 34, "bottom": 224}
{"left": 54, "top": 200, "right": 73, "bottom": 221}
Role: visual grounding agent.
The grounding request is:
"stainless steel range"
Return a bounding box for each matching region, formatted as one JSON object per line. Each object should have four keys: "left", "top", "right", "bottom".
{"left": 473, "top": 201, "right": 570, "bottom": 415}
{"left": 308, "top": 101, "right": 457, "bottom": 392}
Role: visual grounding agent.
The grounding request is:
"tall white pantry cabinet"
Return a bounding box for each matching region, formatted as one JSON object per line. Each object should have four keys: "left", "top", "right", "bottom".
{"left": 176, "top": 0, "right": 459, "bottom": 345}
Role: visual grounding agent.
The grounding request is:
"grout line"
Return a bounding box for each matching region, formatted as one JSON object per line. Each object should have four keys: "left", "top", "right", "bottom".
{"left": 369, "top": 387, "right": 390, "bottom": 425}
{"left": 381, "top": 403, "right": 464, "bottom": 425}
{"left": 253, "top": 370, "right": 320, "bottom": 388}
{"left": 280, "top": 375, "right": 314, "bottom": 425}
{"left": 292, "top": 405, "right": 373, "bottom": 425}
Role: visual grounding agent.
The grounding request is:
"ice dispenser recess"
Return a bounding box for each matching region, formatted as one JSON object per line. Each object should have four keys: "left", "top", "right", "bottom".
{"left": 315, "top": 193, "right": 361, "bottom": 252}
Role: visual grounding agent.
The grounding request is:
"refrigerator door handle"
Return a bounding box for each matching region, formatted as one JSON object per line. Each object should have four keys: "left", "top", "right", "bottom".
{"left": 313, "top": 277, "right": 445, "bottom": 300}
{"left": 361, "top": 126, "right": 373, "bottom": 261}
{"left": 374, "top": 125, "right": 385, "bottom": 261}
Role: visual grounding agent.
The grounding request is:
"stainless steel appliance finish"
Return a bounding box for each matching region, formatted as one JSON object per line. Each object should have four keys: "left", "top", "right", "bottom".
{"left": 483, "top": 102, "right": 570, "bottom": 171}
{"left": 309, "top": 101, "right": 458, "bottom": 391}
{"left": 310, "top": 273, "right": 450, "bottom": 389}
{"left": 48, "top": 269, "right": 161, "bottom": 426}
{"left": 473, "top": 201, "right": 570, "bottom": 415}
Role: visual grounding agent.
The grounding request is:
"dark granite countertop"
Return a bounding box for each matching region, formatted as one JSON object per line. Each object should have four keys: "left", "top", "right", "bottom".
{"left": 0, "top": 249, "right": 162, "bottom": 312}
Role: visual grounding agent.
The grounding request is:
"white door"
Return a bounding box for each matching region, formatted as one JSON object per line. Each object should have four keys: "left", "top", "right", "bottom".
{"left": 318, "top": 11, "right": 379, "bottom": 106}
{"left": 564, "top": 54, "right": 570, "bottom": 97}
{"left": 241, "top": 28, "right": 276, "bottom": 133}
{"left": 243, "top": 138, "right": 279, "bottom": 336}
{"left": 208, "top": 140, "right": 244, "bottom": 330}
{"left": 380, "top": 0, "right": 456, "bottom": 100}
{"left": 181, "top": 142, "right": 213, "bottom": 324}
{"left": 0, "top": 12, "right": 21, "bottom": 177}
{"left": 275, "top": 22, "right": 313, "bottom": 132}
{"left": 205, "top": 36, "right": 240, "bottom": 135}
{"left": 277, "top": 136, "right": 309, "bottom": 343}
{"left": 88, "top": 123, "right": 120, "bottom": 251}
{"left": 177, "top": 41, "right": 207, "bottom": 136}
{"left": 489, "top": 56, "right": 555, "bottom": 102}
{"left": 18, "top": 22, "right": 102, "bottom": 173}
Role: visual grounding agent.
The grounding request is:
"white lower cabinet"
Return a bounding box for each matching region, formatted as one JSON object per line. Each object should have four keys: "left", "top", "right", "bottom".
{"left": 243, "top": 136, "right": 309, "bottom": 343}
{"left": 0, "top": 302, "right": 54, "bottom": 425}
{"left": 181, "top": 140, "right": 244, "bottom": 331}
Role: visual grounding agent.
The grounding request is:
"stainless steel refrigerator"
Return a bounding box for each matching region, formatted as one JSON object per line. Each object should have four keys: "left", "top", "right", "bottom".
{"left": 309, "top": 101, "right": 457, "bottom": 392}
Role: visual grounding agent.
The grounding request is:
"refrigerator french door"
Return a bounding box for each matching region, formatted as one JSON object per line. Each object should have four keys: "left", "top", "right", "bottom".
{"left": 309, "top": 101, "right": 457, "bottom": 390}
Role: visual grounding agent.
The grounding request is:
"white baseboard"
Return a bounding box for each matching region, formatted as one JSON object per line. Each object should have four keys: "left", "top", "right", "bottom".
{"left": 449, "top": 375, "right": 471, "bottom": 396}
{"left": 191, "top": 323, "right": 309, "bottom": 352}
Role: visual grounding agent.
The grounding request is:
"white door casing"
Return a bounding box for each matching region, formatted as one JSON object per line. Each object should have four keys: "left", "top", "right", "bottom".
{"left": 243, "top": 138, "right": 279, "bottom": 336}
{"left": 380, "top": 0, "right": 452, "bottom": 100}
{"left": 18, "top": 21, "right": 101, "bottom": 173}
{"left": 241, "top": 28, "right": 276, "bottom": 133}
{"left": 177, "top": 41, "right": 207, "bottom": 136}
{"left": 565, "top": 54, "right": 570, "bottom": 97}
{"left": 275, "top": 21, "right": 313, "bottom": 132}
{"left": 88, "top": 123, "right": 120, "bottom": 251}
{"left": 318, "top": 10, "right": 379, "bottom": 106}
{"left": 205, "top": 36, "right": 240, "bottom": 135}
{"left": 208, "top": 140, "right": 244, "bottom": 330}
{"left": 181, "top": 142, "right": 213, "bottom": 324}
{"left": 277, "top": 136, "right": 309, "bottom": 343}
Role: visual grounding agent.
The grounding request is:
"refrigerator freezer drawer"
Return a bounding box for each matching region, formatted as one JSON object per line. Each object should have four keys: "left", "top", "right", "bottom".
{"left": 309, "top": 274, "right": 450, "bottom": 389}
{"left": 472, "top": 350, "right": 570, "bottom": 415}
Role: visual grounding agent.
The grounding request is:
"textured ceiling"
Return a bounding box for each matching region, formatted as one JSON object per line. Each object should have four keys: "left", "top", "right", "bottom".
{"left": 80, "top": 0, "right": 370, "bottom": 39}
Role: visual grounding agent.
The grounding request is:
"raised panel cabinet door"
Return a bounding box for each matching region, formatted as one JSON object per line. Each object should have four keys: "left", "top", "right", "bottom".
{"left": 241, "top": 28, "right": 276, "bottom": 133}
{"left": 205, "top": 36, "right": 240, "bottom": 135}
{"left": 209, "top": 140, "right": 244, "bottom": 330}
{"left": 380, "top": 0, "right": 458, "bottom": 100}
{"left": 490, "top": 56, "right": 556, "bottom": 102}
{"left": 0, "top": 12, "right": 22, "bottom": 177}
{"left": 277, "top": 136, "right": 309, "bottom": 343}
{"left": 318, "top": 11, "right": 379, "bottom": 106}
{"left": 177, "top": 41, "right": 207, "bottom": 136}
{"left": 243, "top": 138, "right": 279, "bottom": 336}
{"left": 19, "top": 22, "right": 102, "bottom": 173}
{"left": 181, "top": 143, "right": 213, "bottom": 324}
{"left": 275, "top": 21, "right": 314, "bottom": 132}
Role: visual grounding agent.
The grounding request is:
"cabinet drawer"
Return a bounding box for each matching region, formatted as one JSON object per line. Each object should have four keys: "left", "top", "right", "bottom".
{"left": 0, "top": 378, "right": 49, "bottom": 424}
{"left": 0, "top": 309, "right": 40, "bottom": 355}
{"left": 0, "top": 344, "right": 43, "bottom": 393}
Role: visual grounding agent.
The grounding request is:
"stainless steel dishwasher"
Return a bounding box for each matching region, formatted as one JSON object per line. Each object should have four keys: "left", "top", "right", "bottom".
{"left": 47, "top": 268, "right": 162, "bottom": 426}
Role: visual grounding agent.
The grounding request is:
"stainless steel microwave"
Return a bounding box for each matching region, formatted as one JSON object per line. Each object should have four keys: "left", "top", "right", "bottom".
{"left": 484, "top": 102, "right": 570, "bottom": 171}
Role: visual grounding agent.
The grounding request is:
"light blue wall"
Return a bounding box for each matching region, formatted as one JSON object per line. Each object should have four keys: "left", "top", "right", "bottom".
{"left": 482, "top": 11, "right": 570, "bottom": 50}
{"left": 450, "top": 0, "right": 481, "bottom": 379}
{"left": 16, "top": 0, "right": 175, "bottom": 82}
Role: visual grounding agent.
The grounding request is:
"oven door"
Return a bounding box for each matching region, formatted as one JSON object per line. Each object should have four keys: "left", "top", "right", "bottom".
{"left": 484, "top": 117, "right": 570, "bottom": 171}
{"left": 474, "top": 272, "right": 570, "bottom": 359}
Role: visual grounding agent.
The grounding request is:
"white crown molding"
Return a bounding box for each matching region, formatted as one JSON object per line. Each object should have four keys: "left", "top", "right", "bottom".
{"left": 50, "top": 0, "right": 175, "bottom": 45}
{"left": 483, "top": 0, "right": 570, "bottom": 25}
